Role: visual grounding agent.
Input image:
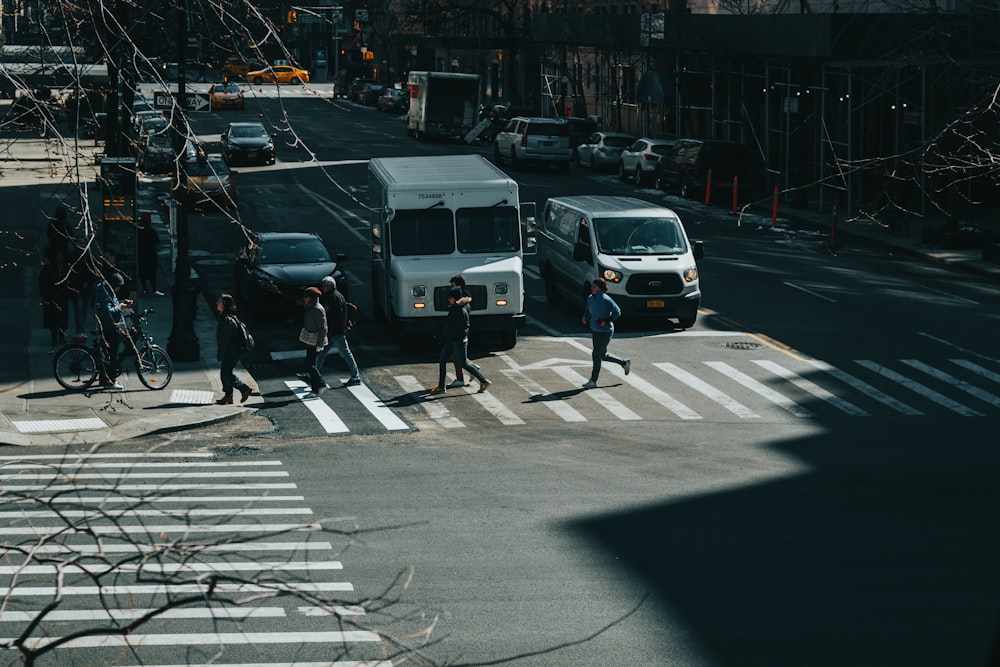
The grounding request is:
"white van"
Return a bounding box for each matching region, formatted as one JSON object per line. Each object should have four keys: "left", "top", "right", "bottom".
{"left": 537, "top": 196, "right": 703, "bottom": 328}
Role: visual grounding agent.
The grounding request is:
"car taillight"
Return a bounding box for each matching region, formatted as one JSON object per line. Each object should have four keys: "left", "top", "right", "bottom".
{"left": 642, "top": 152, "right": 658, "bottom": 160}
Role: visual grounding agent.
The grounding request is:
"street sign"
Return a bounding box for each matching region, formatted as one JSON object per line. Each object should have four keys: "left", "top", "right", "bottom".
{"left": 151, "top": 92, "right": 211, "bottom": 113}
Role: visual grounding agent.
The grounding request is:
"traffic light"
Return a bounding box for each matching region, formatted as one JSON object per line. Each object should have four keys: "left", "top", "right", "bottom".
{"left": 363, "top": 51, "right": 374, "bottom": 61}
{"left": 287, "top": 10, "right": 297, "bottom": 23}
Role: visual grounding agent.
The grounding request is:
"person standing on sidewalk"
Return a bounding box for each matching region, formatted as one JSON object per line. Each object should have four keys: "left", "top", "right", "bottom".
{"left": 317, "top": 276, "right": 361, "bottom": 387}
{"left": 137, "top": 213, "right": 163, "bottom": 296}
{"left": 581, "top": 278, "right": 630, "bottom": 389}
{"left": 214, "top": 293, "right": 254, "bottom": 405}
{"left": 431, "top": 288, "right": 490, "bottom": 394}
{"left": 298, "top": 287, "right": 328, "bottom": 398}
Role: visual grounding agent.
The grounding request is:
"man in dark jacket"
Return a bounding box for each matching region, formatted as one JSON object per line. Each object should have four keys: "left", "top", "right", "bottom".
{"left": 317, "top": 276, "right": 361, "bottom": 386}
{"left": 431, "top": 288, "right": 490, "bottom": 394}
{"left": 214, "top": 293, "right": 254, "bottom": 404}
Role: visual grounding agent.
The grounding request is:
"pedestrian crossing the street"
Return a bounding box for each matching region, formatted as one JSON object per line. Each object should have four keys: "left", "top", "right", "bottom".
{"left": 275, "top": 354, "right": 1000, "bottom": 435}
{"left": 0, "top": 452, "right": 393, "bottom": 666}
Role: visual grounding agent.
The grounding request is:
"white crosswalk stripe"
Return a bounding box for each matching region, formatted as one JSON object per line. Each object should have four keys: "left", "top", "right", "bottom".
{"left": 0, "top": 456, "right": 393, "bottom": 665}
{"left": 854, "top": 360, "right": 984, "bottom": 416}
{"left": 804, "top": 359, "right": 922, "bottom": 415}
{"left": 753, "top": 360, "right": 870, "bottom": 416}
{"left": 901, "top": 359, "right": 1000, "bottom": 408}
{"left": 501, "top": 368, "right": 587, "bottom": 422}
{"left": 654, "top": 362, "right": 761, "bottom": 418}
{"left": 550, "top": 366, "right": 641, "bottom": 420}
{"left": 395, "top": 374, "right": 464, "bottom": 428}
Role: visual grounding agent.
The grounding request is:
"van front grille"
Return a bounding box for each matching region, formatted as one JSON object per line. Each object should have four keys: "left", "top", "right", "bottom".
{"left": 625, "top": 273, "right": 684, "bottom": 295}
{"left": 434, "top": 284, "right": 488, "bottom": 311}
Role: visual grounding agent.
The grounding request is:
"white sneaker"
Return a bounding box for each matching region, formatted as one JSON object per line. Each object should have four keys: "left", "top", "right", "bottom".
{"left": 447, "top": 379, "right": 466, "bottom": 389}
{"left": 582, "top": 380, "right": 596, "bottom": 389}
{"left": 154, "top": 290, "right": 165, "bottom": 296}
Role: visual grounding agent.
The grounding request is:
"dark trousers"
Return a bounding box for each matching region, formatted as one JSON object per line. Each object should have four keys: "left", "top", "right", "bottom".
{"left": 438, "top": 338, "right": 485, "bottom": 388}
{"left": 303, "top": 345, "right": 323, "bottom": 391}
{"left": 590, "top": 331, "right": 625, "bottom": 382}
{"left": 99, "top": 324, "right": 122, "bottom": 383}
{"left": 220, "top": 351, "right": 249, "bottom": 397}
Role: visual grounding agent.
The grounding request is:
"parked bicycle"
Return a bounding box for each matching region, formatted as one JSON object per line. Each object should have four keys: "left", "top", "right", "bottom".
{"left": 53, "top": 308, "right": 173, "bottom": 391}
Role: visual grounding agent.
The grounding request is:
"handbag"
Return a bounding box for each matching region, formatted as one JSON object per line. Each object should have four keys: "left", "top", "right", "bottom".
{"left": 237, "top": 318, "right": 255, "bottom": 351}
{"left": 298, "top": 327, "right": 318, "bottom": 346}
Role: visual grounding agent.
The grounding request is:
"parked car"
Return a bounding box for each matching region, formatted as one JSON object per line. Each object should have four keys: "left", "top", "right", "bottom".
{"left": 355, "top": 82, "right": 384, "bottom": 106}
{"left": 131, "top": 109, "right": 164, "bottom": 135}
{"left": 246, "top": 64, "right": 309, "bottom": 85}
{"left": 345, "top": 77, "right": 377, "bottom": 101}
{"left": 234, "top": 232, "right": 348, "bottom": 312}
{"left": 376, "top": 87, "right": 408, "bottom": 113}
{"left": 138, "top": 116, "right": 169, "bottom": 137}
{"left": 185, "top": 156, "right": 237, "bottom": 210}
{"left": 209, "top": 82, "right": 245, "bottom": 110}
{"left": 493, "top": 116, "right": 573, "bottom": 171}
{"left": 619, "top": 137, "right": 675, "bottom": 186}
{"left": 575, "top": 131, "right": 635, "bottom": 171}
{"left": 221, "top": 121, "right": 276, "bottom": 166}
{"left": 655, "top": 139, "right": 764, "bottom": 201}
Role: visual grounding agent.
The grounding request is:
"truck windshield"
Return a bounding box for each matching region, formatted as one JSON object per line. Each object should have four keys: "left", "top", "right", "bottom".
{"left": 593, "top": 217, "right": 688, "bottom": 256}
{"left": 390, "top": 208, "right": 455, "bottom": 256}
{"left": 456, "top": 207, "right": 520, "bottom": 253}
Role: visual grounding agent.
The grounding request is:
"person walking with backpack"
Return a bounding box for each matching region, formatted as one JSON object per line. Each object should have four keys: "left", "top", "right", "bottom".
{"left": 298, "top": 287, "right": 328, "bottom": 398}
{"left": 431, "top": 288, "right": 490, "bottom": 394}
{"left": 214, "top": 293, "right": 254, "bottom": 405}
{"left": 582, "top": 277, "right": 630, "bottom": 389}
{"left": 317, "top": 276, "right": 361, "bottom": 387}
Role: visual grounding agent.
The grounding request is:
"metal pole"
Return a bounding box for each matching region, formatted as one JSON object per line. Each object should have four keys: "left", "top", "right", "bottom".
{"left": 167, "top": 0, "right": 200, "bottom": 362}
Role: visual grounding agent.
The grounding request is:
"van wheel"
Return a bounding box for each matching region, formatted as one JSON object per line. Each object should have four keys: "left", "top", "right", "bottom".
{"left": 498, "top": 330, "right": 517, "bottom": 350}
{"left": 678, "top": 315, "right": 697, "bottom": 329}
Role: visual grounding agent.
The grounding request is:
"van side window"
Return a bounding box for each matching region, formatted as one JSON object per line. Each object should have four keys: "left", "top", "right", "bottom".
{"left": 577, "top": 218, "right": 591, "bottom": 247}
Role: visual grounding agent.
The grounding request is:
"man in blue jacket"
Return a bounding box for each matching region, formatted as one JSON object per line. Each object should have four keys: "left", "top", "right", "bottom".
{"left": 581, "top": 277, "right": 630, "bottom": 389}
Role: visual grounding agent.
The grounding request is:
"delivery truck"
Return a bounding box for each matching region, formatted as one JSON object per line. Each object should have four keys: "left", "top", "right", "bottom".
{"left": 368, "top": 154, "right": 535, "bottom": 349}
{"left": 406, "top": 71, "right": 481, "bottom": 141}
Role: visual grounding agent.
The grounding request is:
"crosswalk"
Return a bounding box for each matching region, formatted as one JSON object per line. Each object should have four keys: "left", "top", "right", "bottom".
{"left": 273, "top": 354, "right": 1000, "bottom": 434}
{"left": 0, "top": 452, "right": 392, "bottom": 666}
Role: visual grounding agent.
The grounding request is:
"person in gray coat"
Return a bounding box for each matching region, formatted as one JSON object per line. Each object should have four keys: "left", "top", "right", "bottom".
{"left": 299, "top": 287, "right": 328, "bottom": 398}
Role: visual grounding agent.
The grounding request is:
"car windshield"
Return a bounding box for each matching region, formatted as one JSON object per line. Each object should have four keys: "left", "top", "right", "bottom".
{"left": 259, "top": 238, "right": 331, "bottom": 264}
{"left": 605, "top": 136, "right": 633, "bottom": 148}
{"left": 593, "top": 216, "right": 688, "bottom": 256}
{"left": 389, "top": 208, "right": 455, "bottom": 256}
{"left": 456, "top": 206, "right": 520, "bottom": 253}
{"left": 231, "top": 125, "right": 267, "bottom": 138}
{"left": 186, "top": 160, "right": 229, "bottom": 177}
{"left": 216, "top": 83, "right": 241, "bottom": 93}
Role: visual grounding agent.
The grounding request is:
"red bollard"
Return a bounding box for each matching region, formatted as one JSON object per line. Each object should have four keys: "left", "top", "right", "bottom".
{"left": 831, "top": 199, "right": 838, "bottom": 247}
{"left": 731, "top": 176, "right": 739, "bottom": 214}
{"left": 771, "top": 186, "right": 779, "bottom": 227}
{"left": 704, "top": 168, "right": 712, "bottom": 205}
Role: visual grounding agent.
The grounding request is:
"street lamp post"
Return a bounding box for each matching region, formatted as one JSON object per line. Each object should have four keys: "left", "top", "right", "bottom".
{"left": 167, "top": 0, "right": 200, "bottom": 362}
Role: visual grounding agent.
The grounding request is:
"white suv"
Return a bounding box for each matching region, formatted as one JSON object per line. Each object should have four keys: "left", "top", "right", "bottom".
{"left": 493, "top": 117, "right": 573, "bottom": 171}
{"left": 619, "top": 137, "right": 675, "bottom": 186}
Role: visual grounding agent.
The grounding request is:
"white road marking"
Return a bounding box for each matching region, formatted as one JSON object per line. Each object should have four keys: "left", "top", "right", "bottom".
{"left": 901, "top": 359, "right": 1000, "bottom": 408}
{"left": 854, "top": 360, "right": 983, "bottom": 416}
{"left": 297, "top": 605, "right": 366, "bottom": 616}
{"left": 654, "top": 362, "right": 760, "bottom": 418}
{"left": 394, "top": 375, "right": 464, "bottom": 428}
{"left": 118, "top": 662, "right": 392, "bottom": 667}
{"left": 951, "top": 359, "right": 1000, "bottom": 385}
{"left": 604, "top": 365, "right": 702, "bottom": 420}
{"left": 1, "top": 483, "right": 299, "bottom": 491}
{"left": 501, "top": 368, "right": 587, "bottom": 422}
{"left": 2, "top": 630, "right": 380, "bottom": 649}
{"left": 805, "top": 359, "right": 922, "bottom": 415}
{"left": 0, "top": 561, "right": 341, "bottom": 575}
{"left": 0, "top": 523, "right": 320, "bottom": 536}
{"left": 923, "top": 286, "right": 979, "bottom": 305}
{"left": 0, "top": 508, "right": 312, "bottom": 519}
{"left": 0, "top": 607, "right": 288, "bottom": 622}
{"left": 783, "top": 281, "right": 837, "bottom": 303}
{"left": 348, "top": 381, "right": 409, "bottom": 430}
{"left": 0, "top": 461, "right": 285, "bottom": 470}
{"left": 551, "top": 366, "right": 641, "bottom": 420}
{"left": 0, "top": 471, "right": 289, "bottom": 480}
{"left": 286, "top": 380, "right": 349, "bottom": 433}
{"left": 20, "top": 541, "right": 334, "bottom": 554}
{"left": 706, "top": 361, "right": 814, "bottom": 418}
{"left": 10, "top": 418, "right": 106, "bottom": 433}
{"left": 0, "top": 582, "right": 353, "bottom": 597}
{"left": 459, "top": 385, "right": 525, "bottom": 425}
{"left": 0, "top": 452, "right": 213, "bottom": 460}
{"left": 16, "top": 495, "right": 306, "bottom": 504}
{"left": 753, "top": 360, "right": 870, "bottom": 416}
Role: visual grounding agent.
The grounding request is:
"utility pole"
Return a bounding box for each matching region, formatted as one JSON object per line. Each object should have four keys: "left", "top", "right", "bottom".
{"left": 167, "top": 0, "right": 200, "bottom": 362}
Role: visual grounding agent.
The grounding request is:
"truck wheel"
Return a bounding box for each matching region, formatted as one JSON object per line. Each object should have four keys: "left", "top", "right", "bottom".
{"left": 498, "top": 330, "right": 517, "bottom": 350}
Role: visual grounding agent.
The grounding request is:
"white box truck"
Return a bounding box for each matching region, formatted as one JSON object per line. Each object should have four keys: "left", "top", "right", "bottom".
{"left": 369, "top": 154, "right": 535, "bottom": 349}
{"left": 406, "top": 71, "right": 481, "bottom": 141}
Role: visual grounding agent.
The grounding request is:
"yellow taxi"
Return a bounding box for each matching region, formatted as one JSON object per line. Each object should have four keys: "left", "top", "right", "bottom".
{"left": 209, "top": 82, "right": 245, "bottom": 110}
{"left": 246, "top": 65, "right": 310, "bottom": 85}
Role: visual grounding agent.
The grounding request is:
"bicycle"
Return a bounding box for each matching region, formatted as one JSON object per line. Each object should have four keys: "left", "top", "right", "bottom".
{"left": 53, "top": 308, "right": 173, "bottom": 391}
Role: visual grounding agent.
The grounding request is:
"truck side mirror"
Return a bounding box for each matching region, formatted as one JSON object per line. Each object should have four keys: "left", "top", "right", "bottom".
{"left": 692, "top": 240, "right": 704, "bottom": 260}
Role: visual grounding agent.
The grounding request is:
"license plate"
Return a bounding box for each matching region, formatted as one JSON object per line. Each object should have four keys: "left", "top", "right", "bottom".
{"left": 247, "top": 152, "right": 256, "bottom": 158}
{"left": 541, "top": 141, "right": 552, "bottom": 147}
{"left": 646, "top": 299, "right": 665, "bottom": 308}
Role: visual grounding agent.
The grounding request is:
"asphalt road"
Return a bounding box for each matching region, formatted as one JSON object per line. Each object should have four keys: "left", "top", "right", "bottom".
{"left": 2, "top": 86, "right": 999, "bottom": 665}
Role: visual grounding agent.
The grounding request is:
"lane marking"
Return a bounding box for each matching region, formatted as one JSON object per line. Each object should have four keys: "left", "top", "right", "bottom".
{"left": 901, "top": 359, "right": 1000, "bottom": 408}
{"left": 394, "top": 375, "right": 464, "bottom": 428}
{"left": 551, "top": 366, "right": 641, "bottom": 420}
{"left": 603, "top": 364, "right": 702, "bottom": 420}
{"left": 11, "top": 418, "right": 106, "bottom": 433}
{"left": 348, "top": 381, "right": 409, "bottom": 430}
{"left": 0, "top": 607, "right": 288, "bottom": 622}
{"left": 0, "top": 461, "right": 285, "bottom": 470}
{"left": 0, "top": 508, "right": 313, "bottom": 519}
{"left": 1, "top": 483, "right": 299, "bottom": 491}
{"left": 654, "top": 362, "right": 760, "bottom": 418}
{"left": 285, "top": 380, "right": 349, "bottom": 434}
{"left": 17, "top": 495, "right": 306, "bottom": 504}
{"left": 854, "top": 360, "right": 983, "bottom": 416}
{"left": 753, "top": 360, "right": 869, "bottom": 416}
{"left": 500, "top": 368, "right": 587, "bottom": 422}
{"left": 459, "top": 384, "right": 525, "bottom": 425}
{"left": 18, "top": 541, "right": 335, "bottom": 554}
{"left": 951, "top": 359, "right": 1000, "bottom": 385}
{"left": 805, "top": 359, "right": 922, "bottom": 415}
{"left": 0, "top": 523, "right": 320, "bottom": 536}
{"left": 924, "top": 286, "right": 979, "bottom": 305}
{"left": 0, "top": 582, "right": 353, "bottom": 597}
{"left": 2, "top": 630, "right": 381, "bottom": 649}
{"left": 918, "top": 333, "right": 1000, "bottom": 364}
{"left": 0, "top": 561, "right": 342, "bottom": 575}
{"left": 0, "top": 452, "right": 213, "bottom": 461}
{"left": 0, "top": 471, "right": 290, "bottom": 480}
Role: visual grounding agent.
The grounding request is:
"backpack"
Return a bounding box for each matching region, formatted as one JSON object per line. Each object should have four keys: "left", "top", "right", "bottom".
{"left": 235, "top": 317, "right": 255, "bottom": 351}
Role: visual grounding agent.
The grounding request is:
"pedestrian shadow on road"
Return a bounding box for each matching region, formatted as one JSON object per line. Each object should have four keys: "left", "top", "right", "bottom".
{"left": 526, "top": 385, "right": 618, "bottom": 402}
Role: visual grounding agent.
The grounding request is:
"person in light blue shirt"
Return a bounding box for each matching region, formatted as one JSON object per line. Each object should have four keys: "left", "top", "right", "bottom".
{"left": 581, "top": 277, "right": 630, "bottom": 389}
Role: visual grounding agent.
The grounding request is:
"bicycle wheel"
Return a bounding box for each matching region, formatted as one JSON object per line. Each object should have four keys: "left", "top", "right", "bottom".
{"left": 53, "top": 344, "right": 99, "bottom": 391}
{"left": 136, "top": 345, "right": 173, "bottom": 390}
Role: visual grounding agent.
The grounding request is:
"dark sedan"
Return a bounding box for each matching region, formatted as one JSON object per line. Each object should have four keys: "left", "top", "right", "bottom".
{"left": 221, "top": 121, "right": 275, "bottom": 166}
{"left": 235, "top": 232, "right": 348, "bottom": 313}
{"left": 355, "top": 83, "right": 384, "bottom": 106}
{"left": 376, "top": 87, "right": 408, "bottom": 113}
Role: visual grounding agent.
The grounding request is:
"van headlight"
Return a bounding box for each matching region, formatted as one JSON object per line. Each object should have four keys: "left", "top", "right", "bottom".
{"left": 411, "top": 285, "right": 427, "bottom": 297}
{"left": 600, "top": 267, "right": 623, "bottom": 283}
{"left": 683, "top": 267, "right": 699, "bottom": 282}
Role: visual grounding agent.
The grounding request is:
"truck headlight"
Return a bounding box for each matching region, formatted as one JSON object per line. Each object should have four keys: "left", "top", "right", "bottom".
{"left": 684, "top": 267, "right": 699, "bottom": 282}
{"left": 600, "top": 267, "right": 623, "bottom": 283}
{"left": 411, "top": 285, "right": 427, "bottom": 297}
{"left": 494, "top": 282, "right": 509, "bottom": 294}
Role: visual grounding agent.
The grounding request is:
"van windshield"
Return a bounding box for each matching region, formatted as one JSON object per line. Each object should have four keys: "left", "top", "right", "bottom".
{"left": 593, "top": 217, "right": 687, "bottom": 255}
{"left": 456, "top": 207, "right": 520, "bottom": 253}
{"left": 390, "top": 208, "right": 455, "bottom": 256}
